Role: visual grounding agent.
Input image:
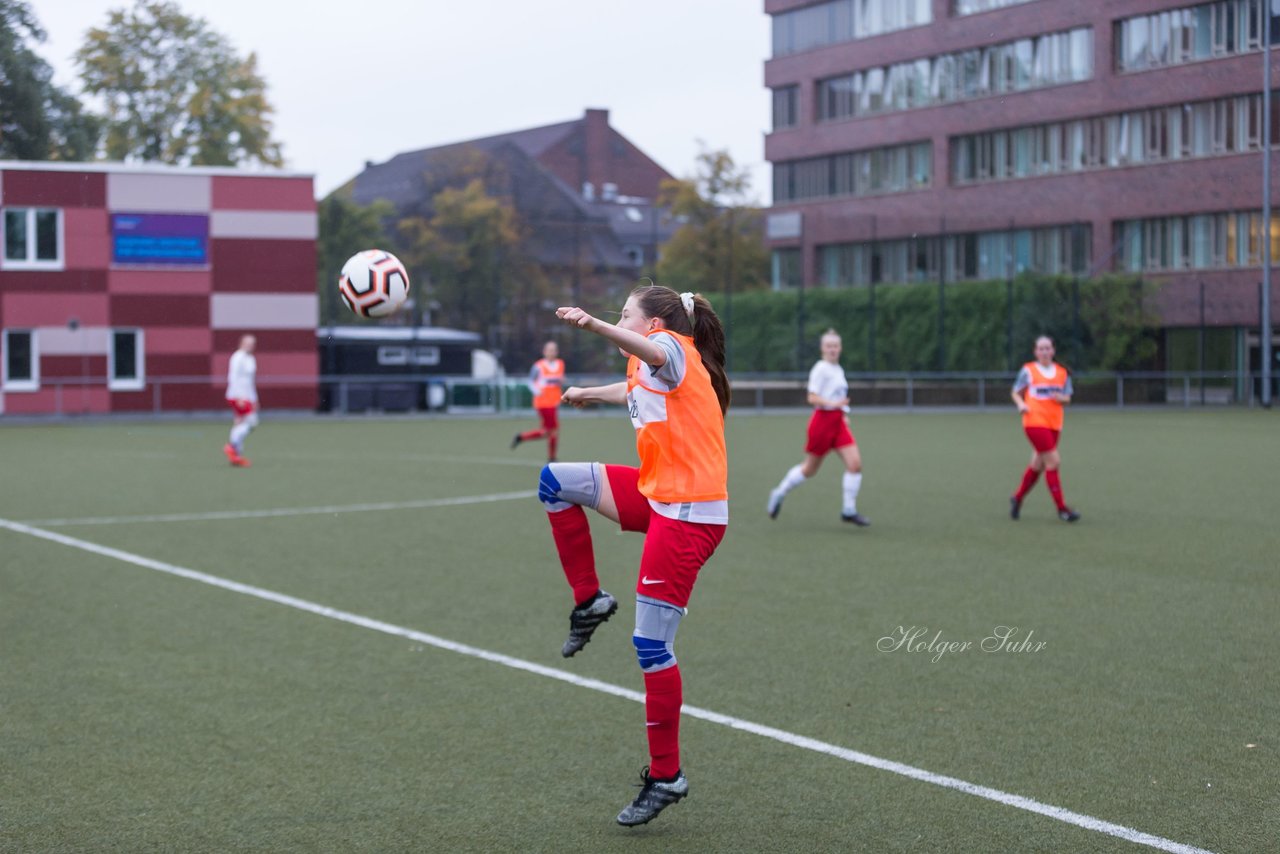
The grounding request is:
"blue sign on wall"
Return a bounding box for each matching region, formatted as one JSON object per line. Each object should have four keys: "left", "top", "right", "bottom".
{"left": 111, "top": 214, "right": 209, "bottom": 266}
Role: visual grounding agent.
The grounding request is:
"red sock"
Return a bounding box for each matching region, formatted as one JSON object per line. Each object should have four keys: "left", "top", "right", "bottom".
{"left": 547, "top": 505, "right": 598, "bottom": 605}
{"left": 643, "top": 665, "right": 682, "bottom": 779}
{"left": 519, "top": 428, "right": 547, "bottom": 442}
{"left": 548, "top": 432, "right": 558, "bottom": 461}
{"left": 1045, "top": 469, "right": 1067, "bottom": 511}
{"left": 1014, "top": 466, "right": 1040, "bottom": 500}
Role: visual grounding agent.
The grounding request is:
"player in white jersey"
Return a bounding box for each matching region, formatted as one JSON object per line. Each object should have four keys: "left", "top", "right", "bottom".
{"left": 223, "top": 335, "right": 258, "bottom": 468}
{"left": 766, "top": 329, "right": 869, "bottom": 526}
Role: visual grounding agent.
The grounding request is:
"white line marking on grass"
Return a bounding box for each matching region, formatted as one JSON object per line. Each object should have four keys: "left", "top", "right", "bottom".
{"left": 25, "top": 490, "right": 535, "bottom": 527}
{"left": 273, "top": 451, "right": 544, "bottom": 469}
{"left": 0, "top": 517, "right": 1215, "bottom": 854}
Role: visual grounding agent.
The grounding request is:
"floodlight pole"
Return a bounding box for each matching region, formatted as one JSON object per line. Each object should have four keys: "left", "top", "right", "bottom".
{"left": 1262, "top": 2, "right": 1275, "bottom": 407}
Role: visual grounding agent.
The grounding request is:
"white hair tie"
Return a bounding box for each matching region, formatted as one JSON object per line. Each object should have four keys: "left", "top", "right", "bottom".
{"left": 680, "top": 292, "right": 695, "bottom": 318}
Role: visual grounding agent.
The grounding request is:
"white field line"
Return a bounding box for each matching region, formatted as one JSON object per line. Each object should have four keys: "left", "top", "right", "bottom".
{"left": 0, "top": 517, "right": 1215, "bottom": 854}
{"left": 25, "top": 490, "right": 535, "bottom": 527}
{"left": 271, "top": 451, "right": 545, "bottom": 468}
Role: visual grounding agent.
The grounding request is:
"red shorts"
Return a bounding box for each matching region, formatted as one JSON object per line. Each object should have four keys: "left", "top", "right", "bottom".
{"left": 1024, "top": 427, "right": 1060, "bottom": 452}
{"left": 805, "top": 409, "right": 855, "bottom": 456}
{"left": 604, "top": 465, "right": 725, "bottom": 609}
{"left": 228, "top": 399, "right": 256, "bottom": 418}
{"left": 537, "top": 406, "right": 559, "bottom": 431}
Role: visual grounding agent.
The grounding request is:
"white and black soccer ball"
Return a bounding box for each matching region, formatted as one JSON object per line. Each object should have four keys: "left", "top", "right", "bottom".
{"left": 338, "top": 249, "right": 410, "bottom": 318}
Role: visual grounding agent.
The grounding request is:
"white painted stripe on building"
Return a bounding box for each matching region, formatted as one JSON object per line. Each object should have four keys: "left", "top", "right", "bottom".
{"left": 107, "top": 172, "right": 211, "bottom": 213}
{"left": 37, "top": 327, "right": 111, "bottom": 356}
{"left": 210, "top": 210, "right": 318, "bottom": 240}
{"left": 210, "top": 293, "right": 317, "bottom": 330}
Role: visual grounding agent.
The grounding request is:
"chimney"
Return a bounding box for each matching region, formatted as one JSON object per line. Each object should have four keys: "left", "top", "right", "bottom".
{"left": 583, "top": 108, "right": 611, "bottom": 193}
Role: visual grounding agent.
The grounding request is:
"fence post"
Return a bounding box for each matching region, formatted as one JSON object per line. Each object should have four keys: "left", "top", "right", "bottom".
{"left": 978, "top": 376, "right": 986, "bottom": 408}
{"left": 906, "top": 375, "right": 914, "bottom": 411}
{"left": 1117, "top": 374, "right": 1124, "bottom": 408}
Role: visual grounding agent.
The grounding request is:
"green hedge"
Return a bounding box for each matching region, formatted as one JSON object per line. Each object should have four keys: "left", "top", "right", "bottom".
{"left": 709, "top": 274, "right": 1159, "bottom": 373}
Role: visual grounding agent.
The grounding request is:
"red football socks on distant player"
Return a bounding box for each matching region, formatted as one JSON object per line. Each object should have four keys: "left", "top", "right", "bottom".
{"left": 1014, "top": 466, "right": 1040, "bottom": 499}
{"left": 1045, "top": 469, "right": 1067, "bottom": 511}
{"left": 547, "top": 505, "right": 599, "bottom": 605}
{"left": 643, "top": 665, "right": 683, "bottom": 780}
{"left": 519, "top": 428, "right": 547, "bottom": 442}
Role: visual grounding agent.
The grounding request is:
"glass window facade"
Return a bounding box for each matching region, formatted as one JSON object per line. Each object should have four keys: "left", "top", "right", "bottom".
{"left": 816, "top": 28, "right": 1091, "bottom": 123}
{"left": 955, "top": 0, "right": 1041, "bottom": 13}
{"left": 1115, "top": 211, "right": 1280, "bottom": 271}
{"left": 952, "top": 93, "right": 1279, "bottom": 184}
{"left": 773, "top": 141, "right": 932, "bottom": 203}
{"left": 2, "top": 207, "right": 62, "bottom": 266}
{"left": 1115, "top": 0, "right": 1266, "bottom": 72}
{"left": 773, "top": 86, "right": 799, "bottom": 130}
{"left": 818, "top": 225, "right": 1091, "bottom": 286}
{"left": 2, "top": 329, "right": 37, "bottom": 390}
{"left": 772, "top": 248, "right": 803, "bottom": 290}
{"left": 772, "top": 0, "right": 932, "bottom": 57}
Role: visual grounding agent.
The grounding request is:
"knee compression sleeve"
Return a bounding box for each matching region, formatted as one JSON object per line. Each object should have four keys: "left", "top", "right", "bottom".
{"left": 538, "top": 462, "right": 603, "bottom": 512}
{"left": 632, "top": 595, "right": 685, "bottom": 673}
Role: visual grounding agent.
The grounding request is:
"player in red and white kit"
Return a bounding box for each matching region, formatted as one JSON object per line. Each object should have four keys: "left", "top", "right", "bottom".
{"left": 223, "top": 335, "right": 258, "bottom": 468}
{"left": 767, "top": 328, "right": 869, "bottom": 526}
{"left": 511, "top": 340, "right": 564, "bottom": 462}
{"left": 539, "top": 285, "right": 729, "bottom": 826}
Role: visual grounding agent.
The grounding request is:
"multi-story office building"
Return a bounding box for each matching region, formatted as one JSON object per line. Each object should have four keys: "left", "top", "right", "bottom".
{"left": 764, "top": 0, "right": 1278, "bottom": 371}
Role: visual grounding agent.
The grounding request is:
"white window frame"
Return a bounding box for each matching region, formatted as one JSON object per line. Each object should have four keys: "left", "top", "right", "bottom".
{"left": 108, "top": 328, "right": 146, "bottom": 391}
{"left": 2, "top": 207, "right": 65, "bottom": 270}
{"left": 2, "top": 329, "right": 40, "bottom": 392}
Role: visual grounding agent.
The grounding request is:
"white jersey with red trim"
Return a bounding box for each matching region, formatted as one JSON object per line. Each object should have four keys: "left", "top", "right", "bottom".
{"left": 226, "top": 350, "right": 257, "bottom": 403}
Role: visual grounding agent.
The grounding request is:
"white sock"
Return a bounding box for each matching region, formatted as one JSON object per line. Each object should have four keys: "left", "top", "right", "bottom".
{"left": 776, "top": 464, "right": 807, "bottom": 495}
{"left": 842, "top": 472, "right": 862, "bottom": 514}
{"left": 230, "top": 421, "right": 252, "bottom": 451}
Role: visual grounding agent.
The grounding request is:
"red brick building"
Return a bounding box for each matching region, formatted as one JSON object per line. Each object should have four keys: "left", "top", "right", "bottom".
{"left": 764, "top": 0, "right": 1278, "bottom": 372}
{"left": 0, "top": 162, "right": 317, "bottom": 415}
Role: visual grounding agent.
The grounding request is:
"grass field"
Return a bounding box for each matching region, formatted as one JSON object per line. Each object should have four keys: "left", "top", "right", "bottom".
{"left": 0, "top": 408, "right": 1275, "bottom": 853}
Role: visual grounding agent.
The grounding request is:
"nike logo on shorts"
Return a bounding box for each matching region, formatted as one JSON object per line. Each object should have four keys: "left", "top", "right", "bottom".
{"left": 641, "top": 577, "right": 664, "bottom": 585}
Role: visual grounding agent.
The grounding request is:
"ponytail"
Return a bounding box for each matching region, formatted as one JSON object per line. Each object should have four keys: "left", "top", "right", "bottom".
{"left": 631, "top": 284, "right": 731, "bottom": 414}
{"left": 688, "top": 295, "right": 730, "bottom": 415}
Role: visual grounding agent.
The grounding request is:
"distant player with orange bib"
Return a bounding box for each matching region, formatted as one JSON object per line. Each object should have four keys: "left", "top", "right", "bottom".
{"left": 1010, "top": 335, "right": 1080, "bottom": 522}
{"left": 512, "top": 340, "right": 564, "bottom": 461}
{"left": 537, "top": 284, "right": 729, "bottom": 827}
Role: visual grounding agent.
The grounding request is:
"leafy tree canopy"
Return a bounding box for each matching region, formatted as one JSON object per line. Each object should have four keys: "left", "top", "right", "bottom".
{"left": 76, "top": 0, "right": 282, "bottom": 166}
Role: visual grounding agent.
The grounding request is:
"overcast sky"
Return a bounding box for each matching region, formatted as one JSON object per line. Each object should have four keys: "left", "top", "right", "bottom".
{"left": 33, "top": 0, "right": 773, "bottom": 202}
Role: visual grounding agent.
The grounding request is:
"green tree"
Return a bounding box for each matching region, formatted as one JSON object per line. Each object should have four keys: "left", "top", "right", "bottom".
{"left": 316, "top": 194, "right": 394, "bottom": 325}
{"left": 76, "top": 0, "right": 282, "bottom": 166}
{"left": 0, "top": 0, "right": 100, "bottom": 160}
{"left": 656, "top": 147, "right": 769, "bottom": 296}
{"left": 397, "top": 178, "right": 526, "bottom": 336}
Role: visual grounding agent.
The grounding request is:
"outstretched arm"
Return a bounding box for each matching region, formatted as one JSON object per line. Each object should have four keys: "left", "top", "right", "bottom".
{"left": 562, "top": 381, "right": 627, "bottom": 408}
{"left": 555, "top": 307, "right": 666, "bottom": 368}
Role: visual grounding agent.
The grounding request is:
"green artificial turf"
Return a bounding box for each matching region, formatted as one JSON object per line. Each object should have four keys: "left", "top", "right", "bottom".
{"left": 1, "top": 409, "right": 1274, "bottom": 852}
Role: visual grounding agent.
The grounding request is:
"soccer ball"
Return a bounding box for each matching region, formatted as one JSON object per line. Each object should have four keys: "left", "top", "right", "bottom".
{"left": 338, "top": 250, "right": 410, "bottom": 318}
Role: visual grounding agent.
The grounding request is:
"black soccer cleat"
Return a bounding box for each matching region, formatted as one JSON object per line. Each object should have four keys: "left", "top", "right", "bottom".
{"left": 1058, "top": 508, "right": 1081, "bottom": 523}
{"left": 841, "top": 512, "right": 871, "bottom": 527}
{"left": 510, "top": 433, "right": 522, "bottom": 450}
{"left": 561, "top": 590, "right": 618, "bottom": 657}
{"left": 766, "top": 489, "right": 783, "bottom": 519}
{"left": 1010, "top": 496, "right": 1022, "bottom": 520}
{"left": 616, "top": 767, "right": 688, "bottom": 827}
